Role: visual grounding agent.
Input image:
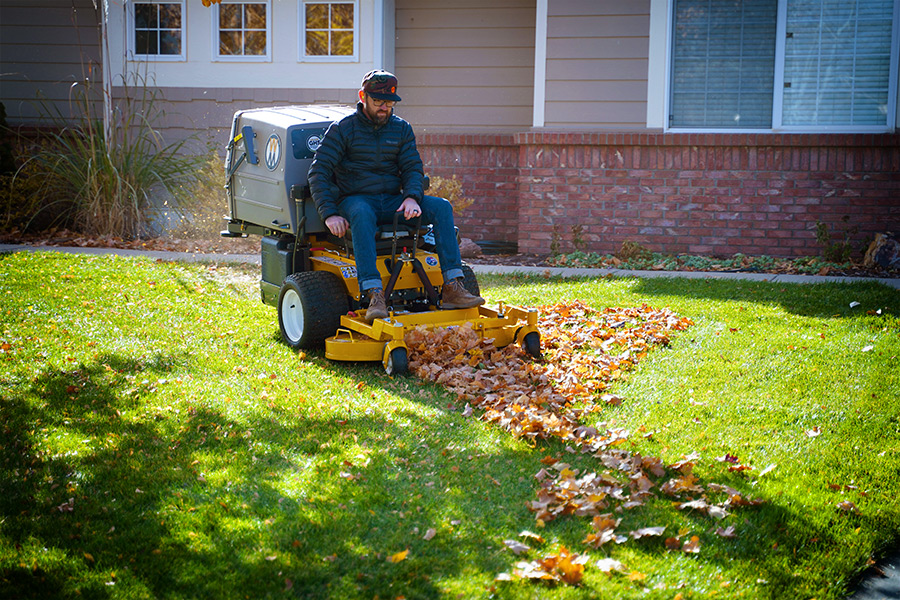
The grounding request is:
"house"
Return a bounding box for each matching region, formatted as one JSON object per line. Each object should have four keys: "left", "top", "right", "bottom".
{"left": 2, "top": 0, "right": 898, "bottom": 257}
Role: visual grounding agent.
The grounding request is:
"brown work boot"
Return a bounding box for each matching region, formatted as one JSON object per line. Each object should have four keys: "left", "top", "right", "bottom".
{"left": 364, "top": 288, "right": 388, "bottom": 323}
{"left": 441, "top": 278, "right": 485, "bottom": 309}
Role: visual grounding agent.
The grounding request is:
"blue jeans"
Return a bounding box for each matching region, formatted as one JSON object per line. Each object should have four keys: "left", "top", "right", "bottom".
{"left": 338, "top": 193, "right": 464, "bottom": 292}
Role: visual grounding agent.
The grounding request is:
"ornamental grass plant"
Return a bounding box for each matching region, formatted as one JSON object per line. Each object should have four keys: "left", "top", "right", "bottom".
{"left": 9, "top": 73, "right": 206, "bottom": 239}
{"left": 1, "top": 252, "right": 898, "bottom": 599}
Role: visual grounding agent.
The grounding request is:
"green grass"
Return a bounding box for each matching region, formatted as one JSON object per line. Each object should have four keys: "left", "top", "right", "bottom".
{"left": 1, "top": 252, "right": 898, "bottom": 599}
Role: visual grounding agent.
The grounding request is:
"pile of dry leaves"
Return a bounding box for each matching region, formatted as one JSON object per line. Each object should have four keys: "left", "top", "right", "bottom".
{"left": 405, "top": 301, "right": 764, "bottom": 586}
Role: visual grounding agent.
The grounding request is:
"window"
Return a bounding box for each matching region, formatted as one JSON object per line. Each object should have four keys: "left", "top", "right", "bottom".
{"left": 669, "top": 0, "right": 899, "bottom": 131}
{"left": 131, "top": 1, "right": 184, "bottom": 60}
{"left": 301, "top": 1, "right": 357, "bottom": 61}
{"left": 215, "top": 1, "right": 270, "bottom": 60}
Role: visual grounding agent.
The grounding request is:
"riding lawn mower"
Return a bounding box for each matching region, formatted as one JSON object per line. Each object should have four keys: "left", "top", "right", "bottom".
{"left": 220, "top": 105, "right": 541, "bottom": 375}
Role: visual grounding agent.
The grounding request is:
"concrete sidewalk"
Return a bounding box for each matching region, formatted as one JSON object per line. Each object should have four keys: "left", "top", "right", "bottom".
{"left": 2, "top": 243, "right": 898, "bottom": 289}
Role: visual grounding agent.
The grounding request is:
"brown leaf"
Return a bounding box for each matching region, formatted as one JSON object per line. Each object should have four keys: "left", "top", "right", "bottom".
{"left": 630, "top": 526, "right": 666, "bottom": 539}
{"left": 503, "top": 539, "right": 530, "bottom": 555}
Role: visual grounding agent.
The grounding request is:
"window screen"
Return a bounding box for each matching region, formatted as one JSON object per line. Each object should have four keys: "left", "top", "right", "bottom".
{"left": 783, "top": 0, "right": 895, "bottom": 126}
{"left": 670, "top": 0, "right": 778, "bottom": 128}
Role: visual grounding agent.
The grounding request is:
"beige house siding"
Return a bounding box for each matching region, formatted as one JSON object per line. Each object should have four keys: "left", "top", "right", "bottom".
{"left": 0, "top": 0, "right": 102, "bottom": 126}
{"left": 545, "top": 0, "right": 650, "bottom": 128}
{"left": 135, "top": 87, "right": 359, "bottom": 154}
{"left": 394, "top": 0, "right": 536, "bottom": 132}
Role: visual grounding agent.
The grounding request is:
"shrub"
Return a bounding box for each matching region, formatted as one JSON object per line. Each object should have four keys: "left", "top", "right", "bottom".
{"left": 427, "top": 175, "right": 474, "bottom": 215}
{"left": 24, "top": 72, "right": 206, "bottom": 239}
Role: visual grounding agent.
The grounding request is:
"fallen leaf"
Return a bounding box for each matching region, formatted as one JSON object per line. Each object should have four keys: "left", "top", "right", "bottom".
{"left": 682, "top": 535, "right": 701, "bottom": 553}
{"left": 387, "top": 549, "right": 409, "bottom": 563}
{"left": 504, "top": 539, "right": 530, "bottom": 555}
{"left": 596, "top": 557, "right": 626, "bottom": 573}
{"left": 758, "top": 464, "right": 777, "bottom": 477}
{"left": 837, "top": 501, "right": 859, "bottom": 514}
{"left": 519, "top": 530, "right": 545, "bottom": 544}
{"left": 715, "top": 526, "right": 737, "bottom": 538}
{"left": 423, "top": 528, "right": 436, "bottom": 541}
{"left": 630, "top": 526, "right": 666, "bottom": 539}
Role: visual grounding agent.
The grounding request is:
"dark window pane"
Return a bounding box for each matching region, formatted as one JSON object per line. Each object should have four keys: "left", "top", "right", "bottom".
{"left": 134, "top": 4, "right": 157, "bottom": 29}
{"left": 220, "top": 31, "right": 242, "bottom": 55}
{"left": 244, "top": 31, "right": 266, "bottom": 55}
{"left": 245, "top": 4, "right": 266, "bottom": 29}
{"left": 159, "top": 4, "right": 181, "bottom": 28}
{"left": 331, "top": 4, "right": 353, "bottom": 29}
{"left": 135, "top": 30, "right": 158, "bottom": 54}
{"left": 331, "top": 31, "right": 353, "bottom": 55}
{"left": 220, "top": 4, "right": 241, "bottom": 29}
{"left": 160, "top": 30, "right": 181, "bottom": 54}
{"left": 306, "top": 4, "right": 328, "bottom": 29}
{"left": 306, "top": 31, "right": 328, "bottom": 55}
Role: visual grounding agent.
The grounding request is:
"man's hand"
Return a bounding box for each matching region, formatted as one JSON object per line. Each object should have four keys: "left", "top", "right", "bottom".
{"left": 325, "top": 215, "right": 350, "bottom": 237}
{"left": 398, "top": 197, "right": 422, "bottom": 220}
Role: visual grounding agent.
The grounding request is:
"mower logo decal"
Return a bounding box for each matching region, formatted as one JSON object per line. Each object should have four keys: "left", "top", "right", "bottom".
{"left": 425, "top": 256, "right": 438, "bottom": 267}
{"left": 306, "top": 134, "right": 322, "bottom": 153}
{"left": 341, "top": 266, "right": 356, "bottom": 279}
{"left": 264, "top": 134, "right": 281, "bottom": 171}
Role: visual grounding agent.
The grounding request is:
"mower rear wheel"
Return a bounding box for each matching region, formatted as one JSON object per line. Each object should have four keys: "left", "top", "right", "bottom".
{"left": 278, "top": 271, "right": 347, "bottom": 349}
{"left": 522, "top": 331, "right": 542, "bottom": 360}
{"left": 385, "top": 347, "right": 409, "bottom": 376}
{"left": 460, "top": 263, "right": 480, "bottom": 296}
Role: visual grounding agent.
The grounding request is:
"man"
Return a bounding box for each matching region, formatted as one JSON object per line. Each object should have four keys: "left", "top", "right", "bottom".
{"left": 308, "top": 70, "right": 484, "bottom": 323}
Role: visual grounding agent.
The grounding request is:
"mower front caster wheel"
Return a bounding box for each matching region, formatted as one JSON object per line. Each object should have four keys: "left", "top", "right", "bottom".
{"left": 522, "top": 331, "right": 542, "bottom": 360}
{"left": 384, "top": 347, "right": 409, "bottom": 376}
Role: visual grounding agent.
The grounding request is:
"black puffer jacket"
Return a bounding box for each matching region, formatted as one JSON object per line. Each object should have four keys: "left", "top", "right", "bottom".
{"left": 308, "top": 103, "right": 425, "bottom": 221}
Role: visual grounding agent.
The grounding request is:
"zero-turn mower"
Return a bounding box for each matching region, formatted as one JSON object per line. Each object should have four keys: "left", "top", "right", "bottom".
{"left": 221, "top": 105, "right": 541, "bottom": 375}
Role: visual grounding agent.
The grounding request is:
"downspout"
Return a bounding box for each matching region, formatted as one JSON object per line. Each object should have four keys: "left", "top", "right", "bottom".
{"left": 532, "top": 0, "right": 547, "bottom": 128}
{"left": 99, "top": 0, "right": 113, "bottom": 149}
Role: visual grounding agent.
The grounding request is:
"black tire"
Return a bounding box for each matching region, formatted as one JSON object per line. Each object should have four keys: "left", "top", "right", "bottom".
{"left": 385, "top": 347, "right": 409, "bottom": 376}
{"left": 278, "top": 271, "right": 347, "bottom": 349}
{"left": 460, "top": 263, "right": 480, "bottom": 296}
{"left": 522, "top": 331, "right": 542, "bottom": 360}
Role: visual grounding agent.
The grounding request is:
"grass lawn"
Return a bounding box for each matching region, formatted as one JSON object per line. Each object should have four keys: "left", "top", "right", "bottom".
{"left": 1, "top": 251, "right": 898, "bottom": 599}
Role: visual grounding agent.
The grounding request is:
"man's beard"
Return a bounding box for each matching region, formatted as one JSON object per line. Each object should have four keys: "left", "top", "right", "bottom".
{"left": 364, "top": 100, "right": 391, "bottom": 125}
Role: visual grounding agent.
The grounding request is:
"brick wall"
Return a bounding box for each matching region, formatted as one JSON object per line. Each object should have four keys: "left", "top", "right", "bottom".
{"left": 417, "top": 134, "right": 520, "bottom": 246}
{"left": 419, "top": 131, "right": 900, "bottom": 258}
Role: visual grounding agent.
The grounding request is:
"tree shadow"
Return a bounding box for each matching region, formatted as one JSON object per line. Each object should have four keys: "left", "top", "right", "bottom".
{"left": 628, "top": 276, "right": 899, "bottom": 319}
{"left": 1, "top": 348, "right": 541, "bottom": 599}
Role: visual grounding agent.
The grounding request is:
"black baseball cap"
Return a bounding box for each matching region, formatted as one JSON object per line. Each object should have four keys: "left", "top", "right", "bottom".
{"left": 362, "top": 70, "right": 401, "bottom": 102}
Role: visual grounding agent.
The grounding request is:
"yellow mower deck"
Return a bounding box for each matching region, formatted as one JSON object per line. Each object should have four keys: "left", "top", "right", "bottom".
{"left": 325, "top": 303, "right": 540, "bottom": 370}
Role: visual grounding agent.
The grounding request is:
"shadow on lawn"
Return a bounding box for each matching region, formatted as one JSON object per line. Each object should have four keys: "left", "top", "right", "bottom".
{"left": 630, "top": 276, "right": 899, "bottom": 319}
{"left": 1, "top": 350, "right": 538, "bottom": 599}
{"left": 4, "top": 334, "right": 889, "bottom": 598}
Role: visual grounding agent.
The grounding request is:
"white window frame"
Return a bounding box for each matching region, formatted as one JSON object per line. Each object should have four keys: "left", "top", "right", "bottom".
{"left": 127, "top": 0, "right": 186, "bottom": 62}
{"left": 665, "top": 0, "right": 900, "bottom": 133}
{"left": 298, "top": 0, "right": 359, "bottom": 63}
{"left": 211, "top": 0, "right": 272, "bottom": 63}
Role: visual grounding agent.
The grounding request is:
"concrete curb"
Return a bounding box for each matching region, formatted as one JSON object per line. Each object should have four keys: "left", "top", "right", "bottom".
{"left": 2, "top": 244, "right": 898, "bottom": 289}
